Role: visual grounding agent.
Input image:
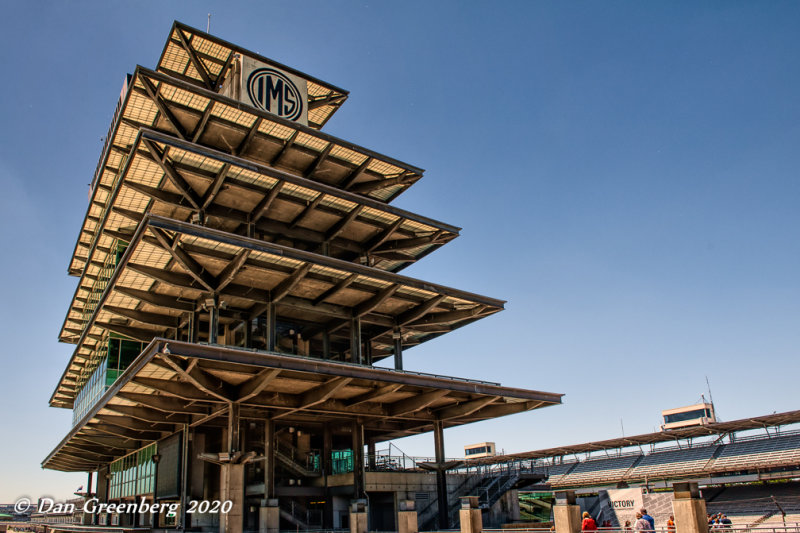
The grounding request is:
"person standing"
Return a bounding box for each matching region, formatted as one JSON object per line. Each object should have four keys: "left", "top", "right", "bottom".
{"left": 640, "top": 508, "right": 655, "bottom": 531}
{"left": 634, "top": 512, "right": 651, "bottom": 532}
{"left": 582, "top": 512, "right": 598, "bottom": 531}
{"left": 667, "top": 515, "right": 676, "bottom": 533}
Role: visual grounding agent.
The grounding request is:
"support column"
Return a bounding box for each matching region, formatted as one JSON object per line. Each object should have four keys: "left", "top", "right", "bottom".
{"left": 188, "top": 310, "right": 198, "bottom": 342}
{"left": 398, "top": 500, "right": 418, "bottom": 533}
{"left": 180, "top": 425, "right": 190, "bottom": 530}
{"left": 81, "top": 472, "right": 93, "bottom": 525}
{"left": 553, "top": 491, "right": 581, "bottom": 533}
{"left": 228, "top": 402, "right": 241, "bottom": 456}
{"left": 393, "top": 327, "right": 403, "bottom": 370}
{"left": 459, "top": 496, "right": 482, "bottom": 533}
{"left": 433, "top": 420, "right": 449, "bottom": 530}
{"left": 352, "top": 419, "right": 365, "bottom": 499}
{"left": 220, "top": 463, "right": 245, "bottom": 533}
{"left": 367, "top": 439, "right": 376, "bottom": 471}
{"left": 260, "top": 421, "right": 278, "bottom": 533}
{"left": 264, "top": 418, "right": 275, "bottom": 499}
{"left": 350, "top": 317, "right": 362, "bottom": 364}
{"left": 207, "top": 294, "right": 220, "bottom": 344}
{"left": 349, "top": 500, "right": 368, "bottom": 533}
{"left": 244, "top": 318, "right": 252, "bottom": 348}
{"left": 364, "top": 339, "right": 373, "bottom": 366}
{"left": 323, "top": 423, "right": 334, "bottom": 528}
{"left": 672, "top": 482, "right": 709, "bottom": 533}
{"left": 322, "top": 330, "right": 331, "bottom": 360}
{"left": 265, "top": 302, "right": 276, "bottom": 352}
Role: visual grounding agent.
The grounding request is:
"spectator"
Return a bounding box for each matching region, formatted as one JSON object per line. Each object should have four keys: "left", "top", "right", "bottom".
{"left": 640, "top": 508, "right": 655, "bottom": 531}
{"left": 634, "top": 512, "right": 651, "bottom": 532}
{"left": 582, "top": 512, "right": 598, "bottom": 531}
{"left": 667, "top": 515, "right": 676, "bottom": 532}
{"left": 624, "top": 520, "right": 632, "bottom": 532}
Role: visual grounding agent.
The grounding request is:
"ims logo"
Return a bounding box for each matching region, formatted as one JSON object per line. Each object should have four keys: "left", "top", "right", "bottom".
{"left": 246, "top": 68, "right": 304, "bottom": 121}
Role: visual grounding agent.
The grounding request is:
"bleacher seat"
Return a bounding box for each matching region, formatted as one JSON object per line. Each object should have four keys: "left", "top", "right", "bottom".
{"left": 710, "top": 434, "right": 800, "bottom": 472}
{"left": 626, "top": 445, "right": 718, "bottom": 481}
{"left": 552, "top": 455, "right": 641, "bottom": 487}
{"left": 543, "top": 462, "right": 579, "bottom": 485}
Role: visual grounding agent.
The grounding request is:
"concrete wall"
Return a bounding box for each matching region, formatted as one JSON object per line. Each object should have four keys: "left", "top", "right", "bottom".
{"left": 484, "top": 489, "right": 520, "bottom": 527}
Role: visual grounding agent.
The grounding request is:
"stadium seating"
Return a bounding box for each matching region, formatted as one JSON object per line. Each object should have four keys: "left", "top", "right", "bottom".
{"left": 541, "top": 461, "right": 579, "bottom": 485}
{"left": 553, "top": 454, "right": 642, "bottom": 487}
{"left": 626, "top": 444, "right": 719, "bottom": 481}
{"left": 710, "top": 434, "right": 800, "bottom": 472}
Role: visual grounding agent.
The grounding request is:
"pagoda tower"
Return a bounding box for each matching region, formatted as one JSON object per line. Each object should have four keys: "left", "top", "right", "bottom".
{"left": 44, "top": 22, "right": 562, "bottom": 533}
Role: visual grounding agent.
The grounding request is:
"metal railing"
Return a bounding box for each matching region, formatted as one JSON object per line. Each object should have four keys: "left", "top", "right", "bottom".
{"left": 275, "top": 440, "right": 320, "bottom": 475}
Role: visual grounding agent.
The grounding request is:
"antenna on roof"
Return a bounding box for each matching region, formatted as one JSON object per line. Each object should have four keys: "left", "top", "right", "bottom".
{"left": 207, "top": 14, "right": 211, "bottom": 33}
{"left": 705, "top": 375, "right": 717, "bottom": 419}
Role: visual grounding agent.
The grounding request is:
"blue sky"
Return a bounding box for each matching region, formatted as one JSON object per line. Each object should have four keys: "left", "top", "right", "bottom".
{"left": 0, "top": 1, "right": 798, "bottom": 501}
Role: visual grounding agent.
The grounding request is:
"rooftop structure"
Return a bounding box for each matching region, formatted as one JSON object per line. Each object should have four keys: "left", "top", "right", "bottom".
{"left": 44, "top": 21, "right": 562, "bottom": 533}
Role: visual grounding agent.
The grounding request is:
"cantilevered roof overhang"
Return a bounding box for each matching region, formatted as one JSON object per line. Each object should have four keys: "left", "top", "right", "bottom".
{"left": 158, "top": 21, "right": 349, "bottom": 129}
{"left": 61, "top": 129, "right": 458, "bottom": 342}
{"left": 53, "top": 215, "right": 504, "bottom": 407}
{"left": 43, "top": 338, "right": 563, "bottom": 472}
{"left": 72, "top": 65, "right": 425, "bottom": 276}
{"left": 471, "top": 409, "right": 800, "bottom": 465}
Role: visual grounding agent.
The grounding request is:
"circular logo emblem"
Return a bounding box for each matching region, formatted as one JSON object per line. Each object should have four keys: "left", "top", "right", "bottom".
{"left": 247, "top": 68, "right": 304, "bottom": 121}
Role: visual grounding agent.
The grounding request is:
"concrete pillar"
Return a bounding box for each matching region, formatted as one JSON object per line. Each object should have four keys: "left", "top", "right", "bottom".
{"left": 264, "top": 419, "right": 275, "bottom": 499}
{"left": 393, "top": 327, "right": 403, "bottom": 370}
{"left": 258, "top": 499, "right": 279, "bottom": 533}
{"left": 323, "top": 423, "right": 334, "bottom": 528}
{"left": 350, "top": 317, "right": 362, "bottom": 364}
{"left": 433, "top": 419, "right": 449, "bottom": 530}
{"left": 367, "top": 439, "right": 376, "bottom": 471}
{"left": 458, "top": 496, "right": 482, "bottom": 533}
{"left": 220, "top": 463, "right": 245, "bottom": 533}
{"left": 553, "top": 491, "right": 581, "bottom": 533}
{"left": 349, "top": 500, "right": 368, "bottom": 533}
{"left": 180, "top": 425, "right": 190, "bottom": 530}
{"left": 228, "top": 402, "right": 241, "bottom": 456}
{"left": 672, "top": 482, "right": 709, "bottom": 533}
{"left": 208, "top": 294, "right": 220, "bottom": 344}
{"left": 322, "top": 330, "right": 331, "bottom": 359}
{"left": 352, "top": 419, "right": 365, "bottom": 499}
{"left": 244, "top": 318, "right": 252, "bottom": 348}
{"left": 398, "top": 500, "right": 418, "bottom": 533}
{"left": 81, "top": 472, "right": 94, "bottom": 525}
{"left": 364, "top": 339, "right": 373, "bottom": 366}
{"left": 189, "top": 310, "right": 198, "bottom": 343}
{"left": 265, "top": 302, "right": 276, "bottom": 351}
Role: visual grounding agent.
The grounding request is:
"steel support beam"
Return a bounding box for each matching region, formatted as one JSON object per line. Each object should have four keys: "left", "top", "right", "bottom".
{"left": 434, "top": 419, "right": 448, "bottom": 530}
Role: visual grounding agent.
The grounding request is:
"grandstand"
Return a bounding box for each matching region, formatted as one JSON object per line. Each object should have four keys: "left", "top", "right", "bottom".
{"left": 627, "top": 444, "right": 719, "bottom": 481}
{"left": 469, "top": 410, "right": 800, "bottom": 490}
{"left": 705, "top": 482, "right": 800, "bottom": 527}
{"left": 713, "top": 433, "right": 800, "bottom": 473}
{"left": 557, "top": 454, "right": 642, "bottom": 487}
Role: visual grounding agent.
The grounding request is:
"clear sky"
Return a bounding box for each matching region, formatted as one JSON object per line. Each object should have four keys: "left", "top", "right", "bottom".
{"left": 0, "top": 1, "right": 798, "bottom": 501}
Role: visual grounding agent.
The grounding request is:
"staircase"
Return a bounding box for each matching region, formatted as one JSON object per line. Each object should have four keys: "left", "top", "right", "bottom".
{"left": 421, "top": 467, "right": 521, "bottom": 530}
{"left": 748, "top": 510, "right": 779, "bottom": 528}
{"left": 275, "top": 440, "right": 320, "bottom": 478}
{"left": 279, "top": 500, "right": 322, "bottom": 529}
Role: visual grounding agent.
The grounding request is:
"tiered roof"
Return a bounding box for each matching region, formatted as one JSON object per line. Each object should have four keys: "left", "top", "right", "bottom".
{"left": 46, "top": 22, "right": 563, "bottom": 472}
